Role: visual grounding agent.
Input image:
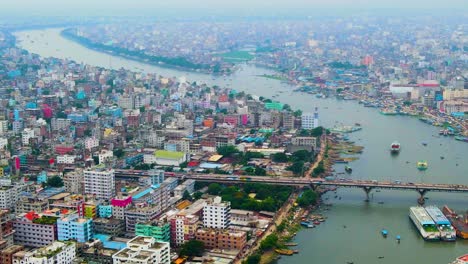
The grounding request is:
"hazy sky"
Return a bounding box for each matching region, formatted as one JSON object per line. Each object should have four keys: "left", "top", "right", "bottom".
{"left": 1, "top": 0, "right": 466, "bottom": 10}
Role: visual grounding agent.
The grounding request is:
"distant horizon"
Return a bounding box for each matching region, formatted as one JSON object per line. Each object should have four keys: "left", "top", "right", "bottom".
{"left": 0, "top": 7, "right": 466, "bottom": 19}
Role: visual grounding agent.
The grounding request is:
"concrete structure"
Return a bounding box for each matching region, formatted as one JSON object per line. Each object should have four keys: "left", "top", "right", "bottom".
{"left": 144, "top": 150, "right": 187, "bottom": 166}
{"left": 12, "top": 241, "right": 76, "bottom": 264}
{"left": 16, "top": 197, "right": 49, "bottom": 214}
{"left": 56, "top": 155, "right": 76, "bottom": 164}
{"left": 301, "top": 112, "right": 316, "bottom": 129}
{"left": 170, "top": 214, "right": 200, "bottom": 246}
{"left": 84, "top": 168, "right": 115, "bottom": 201}
{"left": 0, "top": 245, "right": 24, "bottom": 264}
{"left": 195, "top": 228, "right": 247, "bottom": 250}
{"left": 63, "top": 169, "right": 84, "bottom": 194}
{"left": 203, "top": 196, "right": 231, "bottom": 229}
{"left": 112, "top": 236, "right": 170, "bottom": 264}
{"left": 57, "top": 214, "right": 93, "bottom": 243}
{"left": 0, "top": 210, "right": 14, "bottom": 250}
{"left": 13, "top": 213, "right": 57, "bottom": 248}
{"left": 98, "top": 150, "right": 114, "bottom": 165}
{"left": 135, "top": 221, "right": 170, "bottom": 242}
{"left": 21, "top": 128, "right": 34, "bottom": 146}
{"left": 93, "top": 218, "right": 125, "bottom": 237}
{"left": 125, "top": 206, "right": 162, "bottom": 234}
{"left": 111, "top": 196, "right": 132, "bottom": 220}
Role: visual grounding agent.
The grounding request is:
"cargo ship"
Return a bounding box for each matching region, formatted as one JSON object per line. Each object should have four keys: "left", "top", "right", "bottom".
{"left": 442, "top": 206, "right": 468, "bottom": 239}
{"left": 425, "top": 206, "right": 456, "bottom": 241}
{"left": 409, "top": 207, "right": 440, "bottom": 240}
{"left": 390, "top": 141, "right": 400, "bottom": 153}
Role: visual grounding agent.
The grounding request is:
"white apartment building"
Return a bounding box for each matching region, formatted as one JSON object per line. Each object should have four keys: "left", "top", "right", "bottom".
{"left": 21, "top": 128, "right": 35, "bottom": 146}
{"left": 84, "top": 137, "right": 99, "bottom": 150}
{"left": 98, "top": 149, "right": 114, "bottom": 164}
{"left": 301, "top": 113, "right": 316, "bottom": 129}
{"left": 84, "top": 169, "right": 115, "bottom": 201}
{"left": 56, "top": 155, "right": 76, "bottom": 164}
{"left": 113, "top": 236, "right": 170, "bottom": 264}
{"left": 0, "top": 184, "right": 27, "bottom": 210}
{"left": 51, "top": 118, "right": 71, "bottom": 131}
{"left": 0, "top": 137, "right": 8, "bottom": 149}
{"left": 203, "top": 196, "right": 231, "bottom": 229}
{"left": 0, "top": 120, "right": 8, "bottom": 135}
{"left": 118, "top": 94, "right": 134, "bottom": 109}
{"left": 12, "top": 241, "right": 76, "bottom": 264}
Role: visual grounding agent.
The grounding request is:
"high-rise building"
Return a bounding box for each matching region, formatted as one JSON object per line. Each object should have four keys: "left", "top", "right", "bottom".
{"left": 301, "top": 112, "right": 315, "bottom": 129}
{"left": 12, "top": 241, "right": 76, "bottom": 264}
{"left": 112, "top": 236, "right": 170, "bottom": 264}
{"left": 13, "top": 212, "right": 57, "bottom": 248}
{"left": 170, "top": 214, "right": 200, "bottom": 246}
{"left": 135, "top": 220, "right": 170, "bottom": 242}
{"left": 0, "top": 210, "right": 15, "bottom": 250}
{"left": 57, "top": 214, "right": 93, "bottom": 243}
{"left": 84, "top": 168, "right": 115, "bottom": 201}
{"left": 203, "top": 197, "right": 231, "bottom": 229}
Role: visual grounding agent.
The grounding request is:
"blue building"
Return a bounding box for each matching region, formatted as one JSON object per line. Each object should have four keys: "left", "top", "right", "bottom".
{"left": 98, "top": 205, "right": 113, "bottom": 218}
{"left": 57, "top": 214, "right": 93, "bottom": 243}
{"left": 37, "top": 171, "right": 47, "bottom": 184}
{"left": 67, "top": 113, "right": 88, "bottom": 123}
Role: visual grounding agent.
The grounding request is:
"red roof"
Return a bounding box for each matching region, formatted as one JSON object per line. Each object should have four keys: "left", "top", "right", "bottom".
{"left": 25, "top": 211, "right": 39, "bottom": 221}
{"left": 187, "top": 161, "right": 200, "bottom": 167}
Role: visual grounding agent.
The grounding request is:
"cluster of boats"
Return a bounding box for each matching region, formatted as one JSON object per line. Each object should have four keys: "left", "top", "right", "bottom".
{"left": 300, "top": 214, "right": 327, "bottom": 228}
{"left": 389, "top": 141, "right": 429, "bottom": 170}
{"left": 380, "top": 229, "right": 401, "bottom": 243}
{"left": 408, "top": 206, "right": 464, "bottom": 241}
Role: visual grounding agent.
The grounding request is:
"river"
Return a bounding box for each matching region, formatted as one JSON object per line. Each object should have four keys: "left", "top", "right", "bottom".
{"left": 14, "top": 28, "right": 468, "bottom": 263}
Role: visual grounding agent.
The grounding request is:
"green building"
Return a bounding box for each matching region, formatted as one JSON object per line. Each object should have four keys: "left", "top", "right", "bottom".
{"left": 265, "top": 102, "right": 284, "bottom": 111}
{"left": 135, "top": 222, "right": 170, "bottom": 242}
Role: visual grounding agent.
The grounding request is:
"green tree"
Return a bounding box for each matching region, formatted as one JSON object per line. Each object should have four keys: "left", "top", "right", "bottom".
{"left": 291, "top": 150, "right": 312, "bottom": 162}
{"left": 271, "top": 153, "right": 288, "bottom": 163}
{"left": 208, "top": 183, "right": 222, "bottom": 195}
{"left": 310, "top": 126, "right": 324, "bottom": 137}
{"left": 260, "top": 234, "right": 278, "bottom": 251}
{"left": 217, "top": 146, "right": 238, "bottom": 157}
{"left": 287, "top": 161, "right": 305, "bottom": 175}
{"left": 182, "top": 190, "right": 192, "bottom": 201}
{"left": 47, "top": 176, "right": 64, "bottom": 188}
{"left": 254, "top": 167, "right": 267, "bottom": 176}
{"left": 113, "top": 148, "right": 125, "bottom": 158}
{"left": 193, "top": 191, "right": 203, "bottom": 200}
{"left": 180, "top": 240, "right": 205, "bottom": 257}
{"left": 297, "top": 190, "right": 318, "bottom": 207}
{"left": 293, "top": 110, "right": 303, "bottom": 117}
{"left": 245, "top": 254, "right": 261, "bottom": 264}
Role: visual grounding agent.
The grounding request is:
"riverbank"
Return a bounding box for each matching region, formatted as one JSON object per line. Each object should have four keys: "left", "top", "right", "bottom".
{"left": 15, "top": 28, "right": 468, "bottom": 264}
{"left": 60, "top": 28, "right": 230, "bottom": 75}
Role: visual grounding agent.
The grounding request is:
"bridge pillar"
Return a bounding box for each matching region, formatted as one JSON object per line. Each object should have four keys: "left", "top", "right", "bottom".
{"left": 363, "top": 187, "right": 373, "bottom": 202}
{"left": 417, "top": 189, "right": 428, "bottom": 205}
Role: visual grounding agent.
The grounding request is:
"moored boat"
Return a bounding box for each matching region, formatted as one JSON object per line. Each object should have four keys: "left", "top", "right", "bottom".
{"left": 425, "top": 206, "right": 456, "bottom": 241}
{"left": 409, "top": 206, "right": 440, "bottom": 240}
{"left": 442, "top": 206, "right": 468, "bottom": 239}
{"left": 275, "top": 249, "right": 294, "bottom": 256}
{"left": 345, "top": 166, "right": 352, "bottom": 173}
{"left": 451, "top": 254, "right": 468, "bottom": 264}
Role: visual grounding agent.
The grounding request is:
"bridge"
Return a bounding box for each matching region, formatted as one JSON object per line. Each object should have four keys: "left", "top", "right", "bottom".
{"left": 114, "top": 169, "right": 468, "bottom": 204}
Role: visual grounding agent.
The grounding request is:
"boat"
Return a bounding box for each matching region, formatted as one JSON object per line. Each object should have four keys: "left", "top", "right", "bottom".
{"left": 421, "top": 142, "right": 428, "bottom": 146}
{"left": 380, "top": 108, "right": 398, "bottom": 115}
{"left": 275, "top": 249, "right": 294, "bottom": 256}
{"left": 390, "top": 141, "right": 401, "bottom": 153}
{"left": 284, "top": 243, "right": 298, "bottom": 246}
{"left": 425, "top": 206, "right": 456, "bottom": 241}
{"left": 450, "top": 254, "right": 468, "bottom": 264}
{"left": 409, "top": 207, "right": 440, "bottom": 240}
{"left": 396, "top": 235, "right": 401, "bottom": 243}
{"left": 455, "top": 136, "right": 468, "bottom": 142}
{"left": 381, "top": 229, "right": 388, "bottom": 238}
{"left": 417, "top": 161, "right": 428, "bottom": 170}
{"left": 442, "top": 206, "right": 468, "bottom": 239}
{"left": 300, "top": 221, "right": 315, "bottom": 228}
{"left": 345, "top": 166, "right": 352, "bottom": 173}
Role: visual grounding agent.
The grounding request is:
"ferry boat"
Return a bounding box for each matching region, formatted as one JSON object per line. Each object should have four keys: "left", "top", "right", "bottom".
{"left": 381, "top": 229, "right": 388, "bottom": 238}
{"left": 425, "top": 206, "right": 456, "bottom": 241}
{"left": 442, "top": 206, "right": 468, "bottom": 239}
{"left": 345, "top": 166, "right": 352, "bottom": 173}
{"left": 417, "top": 161, "right": 428, "bottom": 170}
{"left": 409, "top": 207, "right": 440, "bottom": 240}
{"left": 390, "top": 141, "right": 401, "bottom": 153}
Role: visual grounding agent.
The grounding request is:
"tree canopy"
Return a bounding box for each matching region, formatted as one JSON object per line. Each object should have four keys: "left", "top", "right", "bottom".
{"left": 47, "top": 176, "right": 64, "bottom": 188}
{"left": 180, "top": 240, "right": 205, "bottom": 257}
{"left": 297, "top": 190, "right": 318, "bottom": 207}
